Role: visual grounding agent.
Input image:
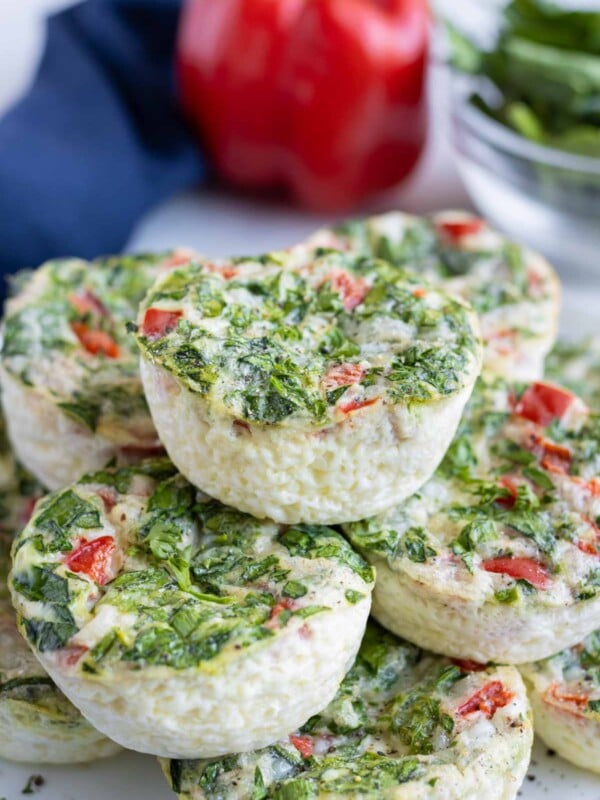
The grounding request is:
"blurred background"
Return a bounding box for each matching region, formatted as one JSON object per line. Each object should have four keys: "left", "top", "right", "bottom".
{"left": 0, "top": 0, "right": 598, "bottom": 284}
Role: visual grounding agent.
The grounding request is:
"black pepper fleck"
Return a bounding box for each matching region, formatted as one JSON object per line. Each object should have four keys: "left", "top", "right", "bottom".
{"left": 22, "top": 774, "right": 45, "bottom": 795}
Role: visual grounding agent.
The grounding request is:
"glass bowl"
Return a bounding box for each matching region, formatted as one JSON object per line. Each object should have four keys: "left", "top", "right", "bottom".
{"left": 451, "top": 81, "right": 600, "bottom": 283}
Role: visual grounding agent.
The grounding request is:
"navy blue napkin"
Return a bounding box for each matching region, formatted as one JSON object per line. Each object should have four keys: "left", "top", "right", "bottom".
{"left": 0, "top": 0, "right": 204, "bottom": 283}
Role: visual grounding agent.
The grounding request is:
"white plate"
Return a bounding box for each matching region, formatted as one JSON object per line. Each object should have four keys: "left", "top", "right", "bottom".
{"left": 1, "top": 229, "right": 599, "bottom": 799}
{"left": 1, "top": 738, "right": 599, "bottom": 800}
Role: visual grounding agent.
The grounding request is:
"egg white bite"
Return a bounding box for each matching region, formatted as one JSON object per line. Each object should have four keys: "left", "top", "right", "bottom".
{"left": 135, "top": 249, "right": 482, "bottom": 525}
{"left": 303, "top": 210, "right": 560, "bottom": 382}
{"left": 517, "top": 340, "right": 600, "bottom": 771}
{"left": 160, "top": 623, "right": 532, "bottom": 800}
{"left": 0, "top": 421, "right": 120, "bottom": 764}
{"left": 9, "top": 459, "right": 374, "bottom": 758}
{"left": 345, "top": 377, "right": 600, "bottom": 664}
{"left": 0, "top": 251, "right": 192, "bottom": 489}
{"left": 520, "top": 630, "right": 600, "bottom": 773}
{"left": 546, "top": 337, "right": 600, "bottom": 409}
{"left": 1, "top": 535, "right": 121, "bottom": 763}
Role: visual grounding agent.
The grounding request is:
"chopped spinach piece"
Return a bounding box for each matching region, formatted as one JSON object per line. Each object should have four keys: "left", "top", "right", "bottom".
{"left": 279, "top": 526, "right": 374, "bottom": 585}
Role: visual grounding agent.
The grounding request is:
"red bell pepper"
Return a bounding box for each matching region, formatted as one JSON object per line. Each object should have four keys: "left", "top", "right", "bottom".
{"left": 64, "top": 536, "right": 117, "bottom": 586}
{"left": 176, "top": 0, "right": 429, "bottom": 210}
{"left": 450, "top": 658, "right": 487, "bottom": 673}
{"left": 289, "top": 734, "right": 314, "bottom": 758}
{"left": 514, "top": 382, "right": 576, "bottom": 428}
{"left": 435, "top": 217, "right": 485, "bottom": 243}
{"left": 141, "top": 308, "right": 183, "bottom": 340}
{"left": 70, "top": 323, "right": 120, "bottom": 359}
{"left": 544, "top": 683, "right": 590, "bottom": 716}
{"left": 323, "top": 363, "right": 365, "bottom": 390}
{"left": 456, "top": 680, "right": 514, "bottom": 719}
{"left": 482, "top": 557, "right": 551, "bottom": 590}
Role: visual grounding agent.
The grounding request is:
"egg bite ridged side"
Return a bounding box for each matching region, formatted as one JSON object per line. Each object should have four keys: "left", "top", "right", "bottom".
{"left": 302, "top": 209, "right": 560, "bottom": 382}
{"left": 135, "top": 249, "right": 482, "bottom": 524}
{"left": 160, "top": 623, "right": 532, "bottom": 800}
{"left": 9, "top": 459, "right": 374, "bottom": 758}
{"left": 0, "top": 252, "right": 190, "bottom": 489}
{"left": 345, "top": 376, "right": 600, "bottom": 664}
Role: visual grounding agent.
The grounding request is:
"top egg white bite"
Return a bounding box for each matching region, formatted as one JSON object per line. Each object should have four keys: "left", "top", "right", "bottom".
{"left": 134, "top": 249, "right": 482, "bottom": 525}
{"left": 0, "top": 251, "right": 192, "bottom": 489}
{"left": 160, "top": 623, "right": 532, "bottom": 800}
{"left": 345, "top": 377, "right": 600, "bottom": 664}
{"left": 302, "top": 210, "right": 560, "bottom": 382}
{"left": 9, "top": 459, "right": 374, "bottom": 759}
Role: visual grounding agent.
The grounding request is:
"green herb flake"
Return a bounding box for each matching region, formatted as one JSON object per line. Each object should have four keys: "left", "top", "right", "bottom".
{"left": 345, "top": 589, "right": 365, "bottom": 605}
{"left": 283, "top": 581, "right": 308, "bottom": 599}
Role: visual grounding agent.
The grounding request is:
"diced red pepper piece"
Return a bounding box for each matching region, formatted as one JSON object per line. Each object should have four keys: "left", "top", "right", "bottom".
{"left": 323, "top": 363, "right": 364, "bottom": 391}
{"left": 325, "top": 269, "right": 369, "bottom": 311}
{"left": 219, "top": 266, "right": 239, "bottom": 280}
{"left": 514, "top": 382, "right": 577, "bottom": 427}
{"left": 265, "top": 598, "right": 295, "bottom": 630}
{"left": 68, "top": 289, "right": 109, "bottom": 317}
{"left": 339, "top": 396, "right": 379, "bottom": 414}
{"left": 289, "top": 734, "right": 313, "bottom": 758}
{"left": 586, "top": 478, "right": 600, "bottom": 497}
{"left": 298, "top": 623, "right": 312, "bottom": 640}
{"left": 97, "top": 487, "right": 118, "bottom": 514}
{"left": 544, "top": 683, "right": 590, "bottom": 717}
{"left": 232, "top": 419, "right": 251, "bottom": 434}
{"left": 203, "top": 262, "right": 239, "bottom": 280}
{"left": 577, "top": 539, "right": 599, "bottom": 557}
{"left": 482, "top": 557, "right": 551, "bottom": 590}
{"left": 57, "top": 644, "right": 89, "bottom": 668}
{"left": 577, "top": 517, "right": 600, "bottom": 558}
{"left": 495, "top": 475, "right": 520, "bottom": 509}
{"left": 541, "top": 443, "right": 572, "bottom": 475}
{"left": 525, "top": 433, "right": 571, "bottom": 475}
{"left": 436, "top": 217, "right": 484, "bottom": 243}
{"left": 71, "top": 323, "right": 120, "bottom": 358}
{"left": 457, "top": 680, "right": 514, "bottom": 719}
{"left": 527, "top": 268, "right": 546, "bottom": 298}
{"left": 65, "top": 536, "right": 117, "bottom": 586}
{"left": 486, "top": 328, "right": 514, "bottom": 356}
{"left": 141, "top": 308, "right": 183, "bottom": 340}
{"left": 451, "top": 658, "right": 488, "bottom": 673}
{"left": 162, "top": 250, "right": 193, "bottom": 269}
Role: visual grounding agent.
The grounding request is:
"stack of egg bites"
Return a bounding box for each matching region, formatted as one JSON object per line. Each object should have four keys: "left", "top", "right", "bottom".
{"left": 2, "top": 210, "right": 599, "bottom": 799}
